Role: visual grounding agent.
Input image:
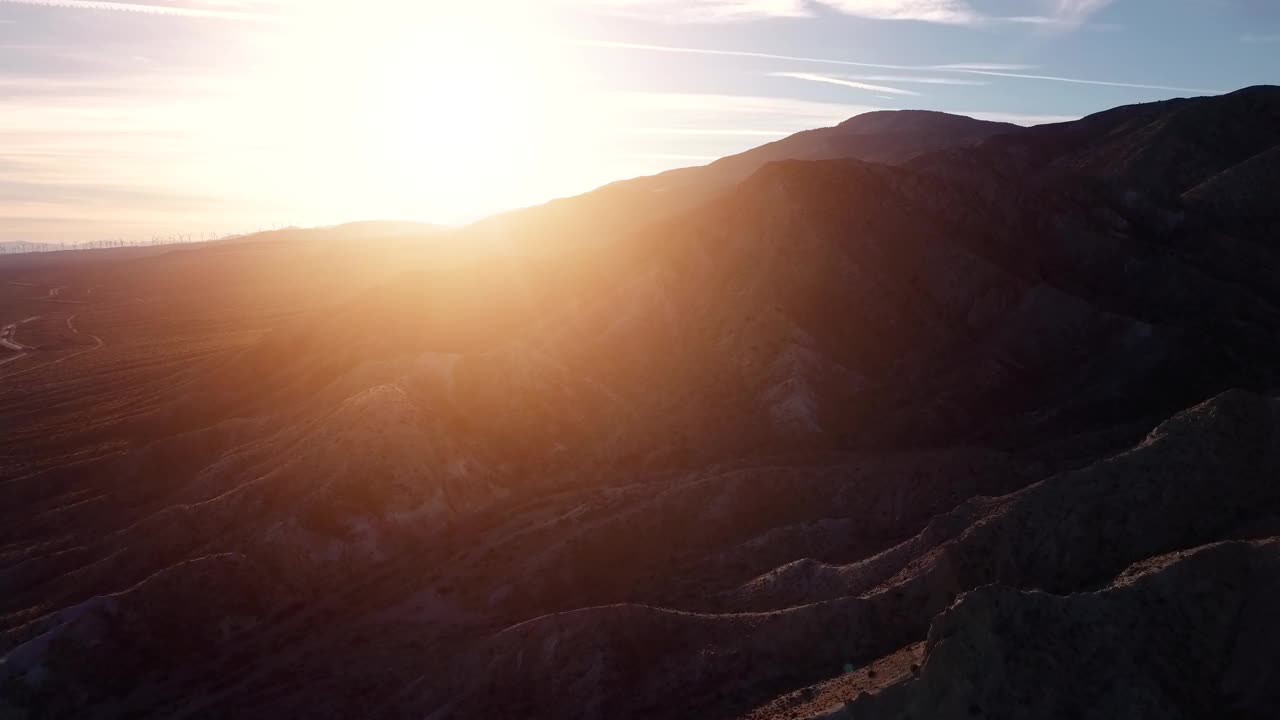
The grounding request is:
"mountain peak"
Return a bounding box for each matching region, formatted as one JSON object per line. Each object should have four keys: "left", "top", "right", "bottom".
{"left": 1223, "top": 83, "right": 1280, "bottom": 98}
{"left": 836, "top": 109, "right": 1018, "bottom": 135}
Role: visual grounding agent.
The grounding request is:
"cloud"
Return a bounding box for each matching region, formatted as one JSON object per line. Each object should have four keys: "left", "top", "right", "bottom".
{"left": 611, "top": 90, "right": 883, "bottom": 117}
{"left": 585, "top": 0, "right": 809, "bottom": 21}
{"left": 1000, "top": 15, "right": 1060, "bottom": 24}
{"left": 1048, "top": 0, "right": 1113, "bottom": 25}
{"left": 932, "top": 63, "right": 1036, "bottom": 70}
{"left": 609, "top": 91, "right": 886, "bottom": 137}
{"left": 839, "top": 73, "right": 988, "bottom": 85}
{"left": 992, "top": 0, "right": 1116, "bottom": 29}
{"left": 0, "top": 60, "right": 309, "bottom": 243}
{"left": 578, "top": 38, "right": 969, "bottom": 71}
{"left": 4, "top": 0, "right": 1121, "bottom": 31}
{"left": 589, "top": 0, "right": 984, "bottom": 24}
{"left": 587, "top": 39, "right": 1223, "bottom": 94}
{"left": 946, "top": 68, "right": 1224, "bottom": 94}
{"left": 582, "top": 0, "right": 1125, "bottom": 27}
{"left": 771, "top": 71, "right": 921, "bottom": 95}
{"left": 1241, "top": 33, "right": 1280, "bottom": 43}
{"left": 820, "top": 0, "right": 979, "bottom": 24}
{"left": 0, "top": 0, "right": 278, "bottom": 21}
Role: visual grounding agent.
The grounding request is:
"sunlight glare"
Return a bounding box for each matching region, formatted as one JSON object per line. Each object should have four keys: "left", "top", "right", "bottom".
{"left": 259, "top": 2, "right": 604, "bottom": 225}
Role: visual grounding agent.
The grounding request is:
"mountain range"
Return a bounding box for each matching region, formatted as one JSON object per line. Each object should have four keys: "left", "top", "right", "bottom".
{"left": 1, "top": 85, "right": 1279, "bottom": 719}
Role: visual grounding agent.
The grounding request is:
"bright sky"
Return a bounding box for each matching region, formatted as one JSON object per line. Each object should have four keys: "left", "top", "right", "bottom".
{"left": 1, "top": 0, "right": 1277, "bottom": 244}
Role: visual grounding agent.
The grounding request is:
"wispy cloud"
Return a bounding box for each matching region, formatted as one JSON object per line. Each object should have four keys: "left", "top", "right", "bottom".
{"left": 3, "top": 0, "right": 1124, "bottom": 31}
{"left": 1001, "top": 15, "right": 1060, "bottom": 24}
{"left": 933, "top": 63, "right": 1036, "bottom": 71}
{"left": 821, "top": 0, "right": 980, "bottom": 25}
{"left": 584, "top": 0, "right": 1122, "bottom": 27}
{"left": 576, "top": 39, "right": 994, "bottom": 72}
{"left": 1048, "top": 0, "right": 1114, "bottom": 26}
{"left": 840, "top": 73, "right": 988, "bottom": 85}
{"left": 609, "top": 91, "right": 885, "bottom": 141}
{"left": 586, "top": 0, "right": 808, "bottom": 22}
{"left": 1241, "top": 33, "right": 1280, "bottom": 43}
{"left": 587, "top": 39, "right": 1223, "bottom": 94}
{"left": 588, "top": 0, "right": 981, "bottom": 24}
{"left": 610, "top": 90, "right": 883, "bottom": 121}
{"left": 946, "top": 68, "right": 1224, "bottom": 94}
{"left": 0, "top": 0, "right": 277, "bottom": 21}
{"left": 771, "top": 71, "right": 921, "bottom": 96}
{"left": 993, "top": 0, "right": 1116, "bottom": 29}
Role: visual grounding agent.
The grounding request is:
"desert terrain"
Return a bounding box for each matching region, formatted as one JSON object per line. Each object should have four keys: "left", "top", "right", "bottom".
{"left": 2, "top": 87, "right": 1279, "bottom": 719}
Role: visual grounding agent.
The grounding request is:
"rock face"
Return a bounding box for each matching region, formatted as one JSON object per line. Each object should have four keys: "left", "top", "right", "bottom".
{"left": 858, "top": 538, "right": 1280, "bottom": 720}
{"left": 1, "top": 86, "right": 1279, "bottom": 719}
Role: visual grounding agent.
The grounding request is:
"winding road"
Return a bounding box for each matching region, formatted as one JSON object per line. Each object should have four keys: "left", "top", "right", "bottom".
{"left": 0, "top": 313, "right": 104, "bottom": 381}
{"left": 0, "top": 315, "right": 41, "bottom": 366}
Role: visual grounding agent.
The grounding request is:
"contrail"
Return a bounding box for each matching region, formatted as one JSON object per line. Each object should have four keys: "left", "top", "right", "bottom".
{"left": 575, "top": 39, "right": 932, "bottom": 72}
{"left": 0, "top": 0, "right": 278, "bottom": 21}
{"left": 771, "top": 72, "right": 920, "bottom": 96}
{"left": 945, "top": 68, "right": 1223, "bottom": 94}
{"left": 578, "top": 39, "right": 1223, "bottom": 94}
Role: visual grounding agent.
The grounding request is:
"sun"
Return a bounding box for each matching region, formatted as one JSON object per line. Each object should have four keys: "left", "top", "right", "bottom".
{"left": 356, "top": 16, "right": 548, "bottom": 211}
{"left": 260, "top": 3, "right": 605, "bottom": 225}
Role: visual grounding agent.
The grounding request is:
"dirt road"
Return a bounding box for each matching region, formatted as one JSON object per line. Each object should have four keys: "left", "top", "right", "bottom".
{"left": 0, "top": 313, "right": 103, "bottom": 381}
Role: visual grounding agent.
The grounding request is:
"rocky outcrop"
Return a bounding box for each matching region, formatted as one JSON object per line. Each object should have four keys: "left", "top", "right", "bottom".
{"left": 847, "top": 539, "right": 1280, "bottom": 720}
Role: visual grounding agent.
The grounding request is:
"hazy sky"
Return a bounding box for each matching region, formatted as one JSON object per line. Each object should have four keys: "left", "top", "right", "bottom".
{"left": 1, "top": 0, "right": 1277, "bottom": 244}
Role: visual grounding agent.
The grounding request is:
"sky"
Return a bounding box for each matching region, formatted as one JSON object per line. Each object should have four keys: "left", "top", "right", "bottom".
{"left": 0, "top": 0, "right": 1277, "bottom": 244}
